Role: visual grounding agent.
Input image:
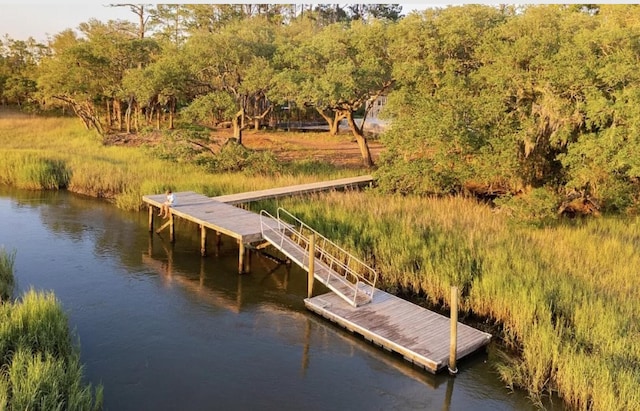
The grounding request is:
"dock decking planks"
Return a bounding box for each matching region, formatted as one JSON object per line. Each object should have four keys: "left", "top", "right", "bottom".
{"left": 143, "top": 191, "right": 271, "bottom": 243}
{"left": 305, "top": 289, "right": 492, "bottom": 373}
{"left": 211, "top": 175, "right": 373, "bottom": 204}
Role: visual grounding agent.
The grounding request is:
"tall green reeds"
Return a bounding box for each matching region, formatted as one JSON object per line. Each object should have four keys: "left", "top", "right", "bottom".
{"left": 0, "top": 152, "right": 70, "bottom": 190}
{"left": 0, "top": 290, "right": 103, "bottom": 410}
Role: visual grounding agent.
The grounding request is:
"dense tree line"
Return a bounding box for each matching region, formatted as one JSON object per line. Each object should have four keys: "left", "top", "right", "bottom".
{"left": 2, "top": 4, "right": 640, "bottom": 216}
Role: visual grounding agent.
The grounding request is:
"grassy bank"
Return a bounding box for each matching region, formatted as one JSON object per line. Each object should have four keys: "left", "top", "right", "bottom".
{"left": 267, "top": 192, "right": 640, "bottom": 410}
{"left": 0, "top": 111, "right": 360, "bottom": 211}
{"left": 0, "top": 249, "right": 102, "bottom": 410}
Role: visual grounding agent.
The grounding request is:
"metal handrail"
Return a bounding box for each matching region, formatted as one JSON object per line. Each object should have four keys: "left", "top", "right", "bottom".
{"left": 260, "top": 208, "right": 377, "bottom": 306}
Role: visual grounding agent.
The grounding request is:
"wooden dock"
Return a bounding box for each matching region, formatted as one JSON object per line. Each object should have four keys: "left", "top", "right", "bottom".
{"left": 143, "top": 191, "right": 272, "bottom": 273}
{"left": 305, "top": 290, "right": 491, "bottom": 374}
{"left": 142, "top": 175, "right": 492, "bottom": 373}
{"left": 142, "top": 175, "right": 374, "bottom": 273}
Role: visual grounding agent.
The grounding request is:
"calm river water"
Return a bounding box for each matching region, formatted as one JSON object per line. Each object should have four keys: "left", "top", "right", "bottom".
{"left": 0, "top": 188, "right": 564, "bottom": 411}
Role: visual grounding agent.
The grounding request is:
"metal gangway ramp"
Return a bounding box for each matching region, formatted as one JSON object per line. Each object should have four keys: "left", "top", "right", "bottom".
{"left": 259, "top": 208, "right": 377, "bottom": 307}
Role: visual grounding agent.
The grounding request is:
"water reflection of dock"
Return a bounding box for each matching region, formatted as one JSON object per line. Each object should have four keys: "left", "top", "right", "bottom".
{"left": 141, "top": 247, "right": 453, "bottom": 394}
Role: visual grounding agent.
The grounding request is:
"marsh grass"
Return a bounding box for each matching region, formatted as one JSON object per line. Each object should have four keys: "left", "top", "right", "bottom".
{"left": 0, "top": 290, "right": 102, "bottom": 410}
{"left": 272, "top": 192, "right": 640, "bottom": 410}
{"left": 0, "top": 114, "right": 359, "bottom": 210}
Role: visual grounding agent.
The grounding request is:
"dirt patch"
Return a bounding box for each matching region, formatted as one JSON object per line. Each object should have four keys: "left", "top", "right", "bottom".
{"left": 236, "top": 130, "right": 384, "bottom": 169}
{"left": 107, "top": 128, "right": 385, "bottom": 169}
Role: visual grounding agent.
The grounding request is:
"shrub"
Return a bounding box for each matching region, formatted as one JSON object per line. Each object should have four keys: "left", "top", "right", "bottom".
{"left": 494, "top": 186, "right": 562, "bottom": 226}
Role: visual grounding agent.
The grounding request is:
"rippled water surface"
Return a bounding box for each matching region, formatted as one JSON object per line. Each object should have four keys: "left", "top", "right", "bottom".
{"left": 0, "top": 188, "right": 564, "bottom": 411}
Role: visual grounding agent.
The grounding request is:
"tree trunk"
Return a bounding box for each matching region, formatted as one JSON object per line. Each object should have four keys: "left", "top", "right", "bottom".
{"left": 115, "top": 100, "right": 123, "bottom": 131}
{"left": 332, "top": 111, "right": 345, "bottom": 135}
{"left": 316, "top": 107, "right": 345, "bottom": 136}
{"left": 134, "top": 103, "right": 141, "bottom": 132}
{"left": 125, "top": 96, "right": 134, "bottom": 133}
{"left": 233, "top": 108, "right": 244, "bottom": 144}
{"left": 345, "top": 111, "right": 374, "bottom": 168}
{"left": 54, "top": 96, "right": 104, "bottom": 135}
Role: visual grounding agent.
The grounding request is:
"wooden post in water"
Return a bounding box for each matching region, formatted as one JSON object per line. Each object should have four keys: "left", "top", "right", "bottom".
{"left": 200, "top": 225, "right": 207, "bottom": 257}
{"left": 148, "top": 205, "right": 154, "bottom": 232}
{"left": 308, "top": 234, "right": 315, "bottom": 298}
{"left": 238, "top": 241, "right": 246, "bottom": 274}
{"left": 448, "top": 286, "right": 459, "bottom": 375}
{"left": 169, "top": 212, "right": 175, "bottom": 243}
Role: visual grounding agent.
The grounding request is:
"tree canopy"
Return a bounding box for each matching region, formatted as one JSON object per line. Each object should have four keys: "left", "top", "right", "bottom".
{"left": 2, "top": 4, "right": 640, "bottom": 215}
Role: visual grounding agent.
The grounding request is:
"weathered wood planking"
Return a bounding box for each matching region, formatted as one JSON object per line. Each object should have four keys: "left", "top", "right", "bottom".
{"left": 143, "top": 191, "right": 274, "bottom": 243}
{"left": 212, "top": 175, "right": 373, "bottom": 205}
{"left": 305, "top": 290, "right": 492, "bottom": 373}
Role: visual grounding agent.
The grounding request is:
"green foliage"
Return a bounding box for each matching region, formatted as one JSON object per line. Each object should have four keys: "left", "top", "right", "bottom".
{"left": 197, "top": 141, "right": 282, "bottom": 176}
{"left": 4, "top": 5, "right": 640, "bottom": 216}
{"left": 180, "top": 92, "right": 237, "bottom": 126}
{"left": 495, "top": 187, "right": 562, "bottom": 226}
{"left": 380, "top": 4, "right": 640, "bottom": 216}
{"left": 0, "top": 247, "right": 16, "bottom": 302}
{"left": 145, "top": 130, "right": 283, "bottom": 176}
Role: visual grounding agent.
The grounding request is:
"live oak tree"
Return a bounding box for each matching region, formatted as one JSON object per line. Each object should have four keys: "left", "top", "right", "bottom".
{"left": 274, "top": 19, "right": 394, "bottom": 168}
{"left": 122, "top": 51, "right": 190, "bottom": 131}
{"left": 554, "top": 5, "right": 640, "bottom": 211}
{"left": 379, "top": 5, "right": 508, "bottom": 194}
{"left": 380, "top": 4, "right": 640, "bottom": 214}
{"left": 37, "top": 20, "right": 159, "bottom": 135}
{"left": 0, "top": 36, "right": 47, "bottom": 107}
{"left": 13, "top": 3, "right": 640, "bottom": 215}
{"left": 183, "top": 16, "right": 277, "bottom": 143}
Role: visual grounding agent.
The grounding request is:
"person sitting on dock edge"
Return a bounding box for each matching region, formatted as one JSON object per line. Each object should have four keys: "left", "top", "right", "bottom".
{"left": 159, "top": 190, "right": 176, "bottom": 218}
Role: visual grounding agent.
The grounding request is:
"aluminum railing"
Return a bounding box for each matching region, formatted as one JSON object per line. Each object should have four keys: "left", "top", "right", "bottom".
{"left": 260, "top": 208, "right": 377, "bottom": 306}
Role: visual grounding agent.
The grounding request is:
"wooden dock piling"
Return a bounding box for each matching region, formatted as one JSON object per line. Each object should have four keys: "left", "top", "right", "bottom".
{"left": 200, "top": 225, "right": 207, "bottom": 257}
{"left": 308, "top": 234, "right": 315, "bottom": 298}
{"left": 148, "top": 206, "right": 154, "bottom": 232}
{"left": 449, "top": 286, "right": 459, "bottom": 375}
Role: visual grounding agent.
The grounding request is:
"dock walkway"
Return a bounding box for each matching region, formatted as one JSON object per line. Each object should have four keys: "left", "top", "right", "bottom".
{"left": 143, "top": 191, "right": 272, "bottom": 273}
{"left": 212, "top": 175, "right": 373, "bottom": 205}
{"left": 142, "top": 175, "right": 374, "bottom": 273}
{"left": 259, "top": 208, "right": 491, "bottom": 373}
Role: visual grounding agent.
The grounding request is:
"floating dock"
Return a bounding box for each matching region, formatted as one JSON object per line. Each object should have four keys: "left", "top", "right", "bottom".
{"left": 305, "top": 290, "right": 491, "bottom": 373}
